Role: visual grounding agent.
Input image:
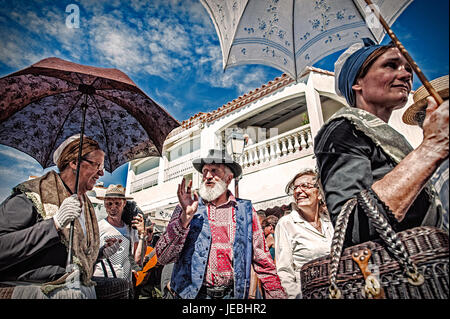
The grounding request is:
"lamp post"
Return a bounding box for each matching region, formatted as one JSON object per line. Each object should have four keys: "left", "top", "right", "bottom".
{"left": 226, "top": 131, "right": 245, "bottom": 198}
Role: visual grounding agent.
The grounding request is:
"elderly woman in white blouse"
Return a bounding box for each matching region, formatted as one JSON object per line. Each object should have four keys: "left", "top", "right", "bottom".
{"left": 274, "top": 168, "right": 334, "bottom": 299}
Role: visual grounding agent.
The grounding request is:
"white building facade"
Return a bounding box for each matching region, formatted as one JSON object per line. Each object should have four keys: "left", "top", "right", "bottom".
{"left": 125, "top": 68, "right": 423, "bottom": 233}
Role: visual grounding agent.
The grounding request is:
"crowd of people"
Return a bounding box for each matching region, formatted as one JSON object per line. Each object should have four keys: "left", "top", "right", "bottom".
{"left": 0, "top": 39, "right": 448, "bottom": 299}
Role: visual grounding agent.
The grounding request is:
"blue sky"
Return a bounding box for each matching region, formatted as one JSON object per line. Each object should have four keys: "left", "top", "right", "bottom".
{"left": 0, "top": 0, "right": 448, "bottom": 202}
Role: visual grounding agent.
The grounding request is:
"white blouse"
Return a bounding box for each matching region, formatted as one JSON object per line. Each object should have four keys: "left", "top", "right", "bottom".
{"left": 274, "top": 208, "right": 334, "bottom": 298}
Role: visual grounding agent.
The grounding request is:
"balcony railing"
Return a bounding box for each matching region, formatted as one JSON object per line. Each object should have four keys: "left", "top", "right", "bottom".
{"left": 164, "top": 150, "right": 201, "bottom": 182}
{"left": 130, "top": 171, "right": 159, "bottom": 193}
{"left": 240, "top": 125, "right": 312, "bottom": 169}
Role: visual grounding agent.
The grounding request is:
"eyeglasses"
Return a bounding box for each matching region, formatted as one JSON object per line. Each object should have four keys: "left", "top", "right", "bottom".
{"left": 82, "top": 158, "right": 104, "bottom": 171}
{"left": 289, "top": 183, "right": 316, "bottom": 192}
{"left": 105, "top": 200, "right": 124, "bottom": 207}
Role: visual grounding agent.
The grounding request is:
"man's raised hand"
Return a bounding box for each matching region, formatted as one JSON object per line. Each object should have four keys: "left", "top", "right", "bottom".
{"left": 177, "top": 178, "right": 198, "bottom": 228}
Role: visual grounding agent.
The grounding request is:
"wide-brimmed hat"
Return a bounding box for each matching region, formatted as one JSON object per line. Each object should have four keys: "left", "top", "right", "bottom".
{"left": 402, "top": 75, "right": 449, "bottom": 126}
{"left": 97, "top": 184, "right": 133, "bottom": 200}
{"left": 192, "top": 149, "right": 242, "bottom": 179}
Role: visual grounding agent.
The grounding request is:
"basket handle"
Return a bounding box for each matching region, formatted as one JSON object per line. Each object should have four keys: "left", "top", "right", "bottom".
{"left": 328, "top": 189, "right": 424, "bottom": 299}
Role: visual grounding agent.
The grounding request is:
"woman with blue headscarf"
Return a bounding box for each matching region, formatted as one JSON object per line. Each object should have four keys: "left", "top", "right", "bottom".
{"left": 314, "top": 39, "right": 449, "bottom": 246}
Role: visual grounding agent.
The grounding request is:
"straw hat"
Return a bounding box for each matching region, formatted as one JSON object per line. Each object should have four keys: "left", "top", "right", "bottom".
{"left": 96, "top": 184, "right": 133, "bottom": 200}
{"left": 402, "top": 75, "right": 449, "bottom": 126}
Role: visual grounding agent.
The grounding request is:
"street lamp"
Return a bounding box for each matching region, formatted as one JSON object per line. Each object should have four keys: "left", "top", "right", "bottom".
{"left": 226, "top": 131, "right": 245, "bottom": 197}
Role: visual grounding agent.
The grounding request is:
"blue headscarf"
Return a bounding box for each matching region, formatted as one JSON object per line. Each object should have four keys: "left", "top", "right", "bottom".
{"left": 337, "top": 38, "right": 386, "bottom": 107}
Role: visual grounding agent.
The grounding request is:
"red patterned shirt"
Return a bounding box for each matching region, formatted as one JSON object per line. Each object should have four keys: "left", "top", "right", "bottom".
{"left": 205, "top": 196, "right": 236, "bottom": 287}
{"left": 155, "top": 192, "right": 287, "bottom": 299}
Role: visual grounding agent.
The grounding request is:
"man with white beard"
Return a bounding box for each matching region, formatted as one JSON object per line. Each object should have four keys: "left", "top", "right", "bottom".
{"left": 155, "top": 149, "right": 287, "bottom": 299}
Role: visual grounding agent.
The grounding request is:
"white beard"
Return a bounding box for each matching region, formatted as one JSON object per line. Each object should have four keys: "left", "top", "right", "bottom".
{"left": 199, "top": 178, "right": 228, "bottom": 202}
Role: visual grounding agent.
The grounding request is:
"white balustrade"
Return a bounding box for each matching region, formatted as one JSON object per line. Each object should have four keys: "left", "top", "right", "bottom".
{"left": 300, "top": 131, "right": 307, "bottom": 149}
{"left": 303, "top": 131, "right": 310, "bottom": 148}
{"left": 249, "top": 148, "right": 255, "bottom": 165}
{"left": 164, "top": 160, "right": 195, "bottom": 181}
{"left": 294, "top": 133, "right": 300, "bottom": 151}
{"left": 287, "top": 135, "right": 294, "bottom": 153}
{"left": 164, "top": 150, "right": 200, "bottom": 182}
{"left": 241, "top": 125, "right": 312, "bottom": 172}
{"left": 262, "top": 145, "right": 268, "bottom": 162}
{"left": 253, "top": 147, "right": 259, "bottom": 164}
{"left": 270, "top": 142, "right": 276, "bottom": 161}
{"left": 275, "top": 139, "right": 282, "bottom": 158}
{"left": 281, "top": 138, "right": 288, "bottom": 156}
{"left": 130, "top": 171, "right": 159, "bottom": 193}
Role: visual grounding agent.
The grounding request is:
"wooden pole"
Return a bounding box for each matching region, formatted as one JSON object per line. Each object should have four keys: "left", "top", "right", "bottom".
{"left": 364, "top": 0, "right": 444, "bottom": 105}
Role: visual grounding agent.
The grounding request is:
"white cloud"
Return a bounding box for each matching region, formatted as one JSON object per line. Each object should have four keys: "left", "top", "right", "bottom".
{"left": 146, "top": 21, "right": 191, "bottom": 55}
{"left": 83, "top": 8, "right": 199, "bottom": 80}
{"left": 0, "top": 146, "right": 38, "bottom": 163}
{"left": 89, "top": 15, "right": 146, "bottom": 73}
{"left": 0, "top": 151, "right": 53, "bottom": 203}
{"left": 0, "top": 0, "right": 276, "bottom": 117}
{"left": 236, "top": 68, "right": 269, "bottom": 93}
{"left": 0, "top": 0, "right": 254, "bottom": 93}
{"left": 0, "top": 5, "right": 90, "bottom": 67}
{"left": 155, "top": 88, "right": 185, "bottom": 112}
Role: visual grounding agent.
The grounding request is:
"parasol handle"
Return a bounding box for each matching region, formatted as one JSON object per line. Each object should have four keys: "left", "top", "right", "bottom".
{"left": 66, "top": 102, "right": 88, "bottom": 268}
{"left": 364, "top": 0, "right": 444, "bottom": 105}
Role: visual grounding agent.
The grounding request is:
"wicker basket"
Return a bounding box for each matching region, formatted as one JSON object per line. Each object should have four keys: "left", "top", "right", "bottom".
{"left": 301, "top": 190, "right": 449, "bottom": 299}
{"left": 0, "top": 284, "right": 14, "bottom": 299}
{"left": 301, "top": 226, "right": 449, "bottom": 299}
{"left": 92, "top": 276, "right": 131, "bottom": 299}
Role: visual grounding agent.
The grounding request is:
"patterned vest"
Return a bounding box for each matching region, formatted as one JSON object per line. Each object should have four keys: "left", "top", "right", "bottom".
{"left": 170, "top": 197, "right": 253, "bottom": 299}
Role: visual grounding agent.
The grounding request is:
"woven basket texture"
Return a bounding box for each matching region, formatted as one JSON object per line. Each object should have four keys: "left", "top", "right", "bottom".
{"left": 0, "top": 277, "right": 131, "bottom": 299}
{"left": 403, "top": 75, "right": 449, "bottom": 125}
{"left": 0, "top": 284, "right": 14, "bottom": 299}
{"left": 301, "top": 226, "right": 449, "bottom": 299}
{"left": 92, "top": 276, "right": 130, "bottom": 299}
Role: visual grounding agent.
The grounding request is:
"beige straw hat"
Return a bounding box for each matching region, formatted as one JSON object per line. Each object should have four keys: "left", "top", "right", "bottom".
{"left": 96, "top": 184, "right": 133, "bottom": 200}
{"left": 402, "top": 75, "right": 449, "bottom": 126}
